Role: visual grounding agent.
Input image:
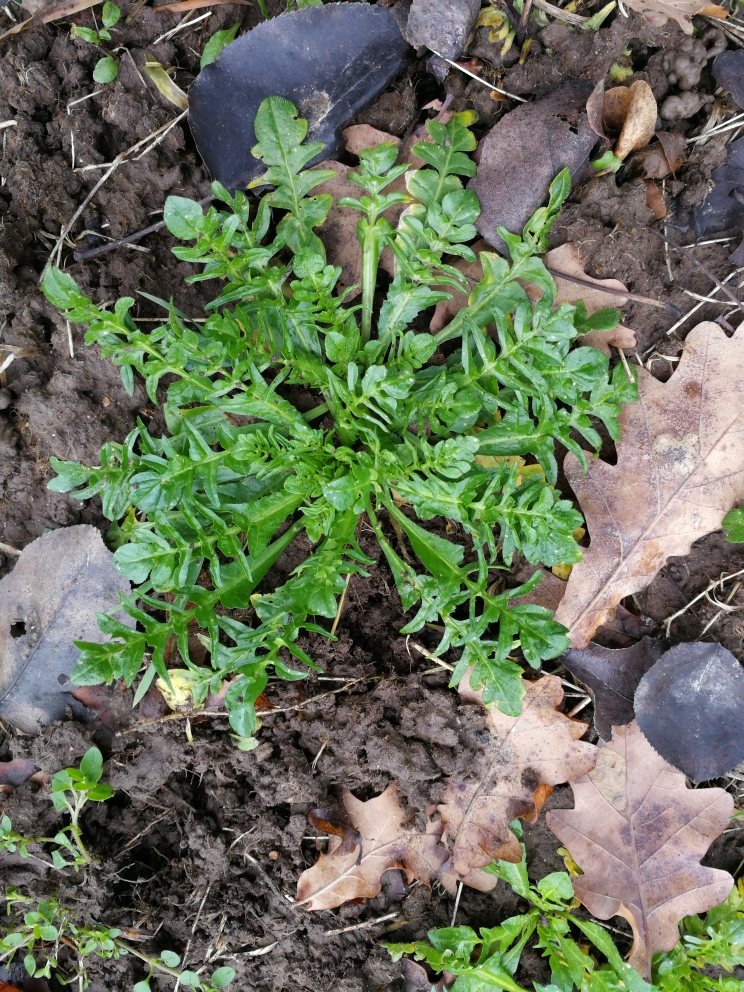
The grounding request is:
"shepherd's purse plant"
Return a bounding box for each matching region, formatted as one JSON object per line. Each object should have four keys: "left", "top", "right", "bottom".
{"left": 41, "top": 97, "right": 636, "bottom": 748}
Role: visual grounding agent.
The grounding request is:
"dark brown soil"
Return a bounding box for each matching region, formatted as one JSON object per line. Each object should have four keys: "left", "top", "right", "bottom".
{"left": 1, "top": 0, "right": 744, "bottom": 989}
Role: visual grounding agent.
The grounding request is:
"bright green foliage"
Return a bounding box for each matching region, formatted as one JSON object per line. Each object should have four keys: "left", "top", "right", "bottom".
{"left": 42, "top": 97, "right": 636, "bottom": 743}
{"left": 0, "top": 890, "right": 234, "bottom": 991}
{"left": 386, "top": 828, "right": 744, "bottom": 992}
{"left": 200, "top": 22, "right": 240, "bottom": 69}
{"left": 0, "top": 748, "right": 112, "bottom": 870}
{"left": 72, "top": 1, "right": 120, "bottom": 82}
{"left": 723, "top": 507, "right": 744, "bottom": 544}
{"left": 93, "top": 55, "right": 118, "bottom": 83}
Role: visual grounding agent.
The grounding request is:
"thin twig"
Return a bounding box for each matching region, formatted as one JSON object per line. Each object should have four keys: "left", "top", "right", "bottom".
{"left": 547, "top": 266, "right": 679, "bottom": 313}
{"left": 649, "top": 226, "right": 744, "bottom": 317}
{"left": 330, "top": 574, "right": 351, "bottom": 637}
{"left": 698, "top": 582, "right": 742, "bottom": 638}
{"left": 532, "top": 0, "right": 590, "bottom": 23}
{"left": 0, "top": 541, "right": 21, "bottom": 556}
{"left": 327, "top": 912, "right": 400, "bottom": 935}
{"left": 663, "top": 569, "right": 744, "bottom": 636}
{"left": 48, "top": 110, "right": 188, "bottom": 269}
{"left": 451, "top": 881, "right": 464, "bottom": 927}
{"left": 566, "top": 696, "right": 592, "bottom": 717}
{"left": 666, "top": 269, "right": 743, "bottom": 336}
{"left": 72, "top": 193, "right": 215, "bottom": 262}
{"left": 430, "top": 50, "right": 528, "bottom": 103}
{"left": 409, "top": 640, "right": 454, "bottom": 672}
{"left": 122, "top": 808, "right": 173, "bottom": 850}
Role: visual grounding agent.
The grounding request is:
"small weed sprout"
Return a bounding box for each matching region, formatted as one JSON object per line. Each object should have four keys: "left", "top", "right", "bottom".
{"left": 0, "top": 749, "right": 235, "bottom": 991}
{"left": 70, "top": 2, "right": 120, "bottom": 83}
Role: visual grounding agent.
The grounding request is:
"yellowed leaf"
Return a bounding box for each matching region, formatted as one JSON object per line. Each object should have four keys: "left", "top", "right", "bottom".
{"left": 145, "top": 57, "right": 188, "bottom": 111}
{"left": 548, "top": 720, "right": 733, "bottom": 978}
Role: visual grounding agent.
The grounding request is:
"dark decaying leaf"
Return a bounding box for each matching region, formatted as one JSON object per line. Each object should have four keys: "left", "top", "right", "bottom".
{"left": 0, "top": 526, "right": 132, "bottom": 735}
{"left": 188, "top": 3, "right": 409, "bottom": 191}
{"left": 0, "top": 758, "right": 36, "bottom": 787}
{"left": 561, "top": 638, "right": 666, "bottom": 740}
{"left": 308, "top": 806, "right": 362, "bottom": 857}
{"left": 404, "top": 0, "right": 481, "bottom": 59}
{"left": 468, "top": 80, "right": 597, "bottom": 253}
{"left": 634, "top": 642, "right": 744, "bottom": 783}
{"left": 694, "top": 136, "right": 744, "bottom": 265}
{"left": 713, "top": 51, "right": 744, "bottom": 109}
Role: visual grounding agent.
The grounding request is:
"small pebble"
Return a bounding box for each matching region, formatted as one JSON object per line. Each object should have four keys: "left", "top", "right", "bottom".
{"left": 268, "top": 850, "right": 280, "bottom": 860}
{"left": 102, "top": 395, "right": 111, "bottom": 407}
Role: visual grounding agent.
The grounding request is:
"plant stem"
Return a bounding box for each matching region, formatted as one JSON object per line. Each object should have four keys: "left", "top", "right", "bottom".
{"left": 360, "top": 218, "right": 382, "bottom": 345}
{"left": 112, "top": 939, "right": 182, "bottom": 979}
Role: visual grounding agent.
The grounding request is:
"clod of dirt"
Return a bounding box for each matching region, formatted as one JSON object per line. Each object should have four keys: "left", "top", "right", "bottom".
{"left": 693, "top": 136, "right": 744, "bottom": 262}
{"left": 188, "top": 3, "right": 409, "bottom": 191}
{"left": 713, "top": 50, "right": 744, "bottom": 108}
{"left": 468, "top": 79, "right": 597, "bottom": 253}
{"left": 561, "top": 637, "right": 666, "bottom": 739}
{"left": 0, "top": 526, "right": 131, "bottom": 734}
{"left": 660, "top": 89, "right": 713, "bottom": 120}
{"left": 405, "top": 0, "right": 480, "bottom": 59}
{"left": 554, "top": 321, "right": 744, "bottom": 649}
{"left": 547, "top": 720, "right": 733, "bottom": 980}
{"left": 635, "top": 642, "right": 744, "bottom": 782}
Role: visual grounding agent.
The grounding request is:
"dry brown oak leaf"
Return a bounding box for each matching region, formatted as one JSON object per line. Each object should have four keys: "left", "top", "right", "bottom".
{"left": 437, "top": 674, "right": 597, "bottom": 891}
{"left": 620, "top": 0, "right": 726, "bottom": 33}
{"left": 547, "top": 720, "right": 733, "bottom": 979}
{"left": 553, "top": 321, "right": 744, "bottom": 649}
{"left": 295, "top": 784, "right": 448, "bottom": 910}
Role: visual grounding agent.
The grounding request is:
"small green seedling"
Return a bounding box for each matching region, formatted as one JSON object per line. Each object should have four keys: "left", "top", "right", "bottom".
{"left": 71, "top": 2, "right": 120, "bottom": 83}
{"left": 723, "top": 507, "right": 744, "bottom": 544}
{"left": 200, "top": 23, "right": 240, "bottom": 69}
{"left": 0, "top": 747, "right": 112, "bottom": 870}
{"left": 386, "top": 824, "right": 744, "bottom": 992}
{"left": 0, "top": 890, "right": 235, "bottom": 991}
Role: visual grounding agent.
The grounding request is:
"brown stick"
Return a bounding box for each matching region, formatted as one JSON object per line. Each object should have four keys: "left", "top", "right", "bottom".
{"left": 546, "top": 266, "right": 680, "bottom": 314}
{"left": 648, "top": 226, "right": 744, "bottom": 318}
{"left": 72, "top": 194, "right": 215, "bottom": 263}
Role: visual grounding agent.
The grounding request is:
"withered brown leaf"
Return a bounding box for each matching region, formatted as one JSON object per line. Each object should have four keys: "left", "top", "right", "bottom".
{"left": 437, "top": 675, "right": 596, "bottom": 890}
{"left": 554, "top": 321, "right": 744, "bottom": 649}
{"left": 619, "top": 0, "right": 727, "bottom": 33}
{"left": 295, "top": 784, "right": 447, "bottom": 910}
{"left": 547, "top": 720, "right": 733, "bottom": 979}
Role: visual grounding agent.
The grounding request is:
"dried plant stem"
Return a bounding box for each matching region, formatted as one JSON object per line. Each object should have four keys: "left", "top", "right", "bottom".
{"left": 409, "top": 640, "right": 454, "bottom": 672}
{"left": 430, "top": 50, "right": 528, "bottom": 103}
{"left": 666, "top": 269, "right": 743, "bottom": 336}
{"left": 663, "top": 568, "right": 744, "bottom": 636}
{"left": 649, "top": 227, "right": 744, "bottom": 318}
{"left": 48, "top": 111, "right": 188, "bottom": 269}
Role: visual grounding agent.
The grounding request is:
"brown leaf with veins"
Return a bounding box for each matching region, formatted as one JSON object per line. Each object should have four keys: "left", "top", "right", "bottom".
{"left": 437, "top": 675, "right": 596, "bottom": 891}
{"left": 620, "top": 0, "right": 726, "bottom": 33}
{"left": 295, "top": 784, "right": 448, "bottom": 910}
{"left": 547, "top": 720, "right": 733, "bottom": 979}
{"left": 554, "top": 321, "right": 744, "bottom": 649}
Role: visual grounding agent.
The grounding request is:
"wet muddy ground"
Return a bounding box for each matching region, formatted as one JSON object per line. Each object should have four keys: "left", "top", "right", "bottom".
{"left": 1, "top": 0, "right": 744, "bottom": 988}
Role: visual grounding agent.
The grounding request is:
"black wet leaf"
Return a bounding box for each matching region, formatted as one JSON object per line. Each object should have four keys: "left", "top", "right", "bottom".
{"left": 713, "top": 51, "right": 744, "bottom": 109}
{"left": 188, "top": 2, "right": 409, "bottom": 192}
{"left": 634, "top": 642, "right": 744, "bottom": 783}
{"left": 469, "top": 79, "right": 597, "bottom": 254}
{"left": 561, "top": 637, "right": 666, "bottom": 740}
{"left": 694, "top": 136, "right": 744, "bottom": 265}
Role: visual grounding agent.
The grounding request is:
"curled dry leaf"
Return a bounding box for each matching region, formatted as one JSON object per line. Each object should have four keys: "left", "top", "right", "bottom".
{"left": 554, "top": 321, "right": 744, "bottom": 649}
{"left": 634, "top": 642, "right": 744, "bottom": 782}
{"left": 619, "top": 0, "right": 727, "bottom": 33}
{"left": 437, "top": 674, "right": 597, "bottom": 890}
{"left": 561, "top": 638, "right": 666, "bottom": 740}
{"left": 0, "top": 526, "right": 132, "bottom": 735}
{"left": 602, "top": 81, "right": 657, "bottom": 162}
{"left": 295, "top": 784, "right": 448, "bottom": 911}
{"left": 547, "top": 720, "right": 734, "bottom": 979}
{"left": 627, "top": 132, "right": 687, "bottom": 180}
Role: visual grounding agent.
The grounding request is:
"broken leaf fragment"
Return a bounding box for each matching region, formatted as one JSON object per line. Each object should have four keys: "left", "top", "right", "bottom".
{"left": 437, "top": 674, "right": 597, "bottom": 890}
{"left": 188, "top": 3, "right": 408, "bottom": 190}
{"left": 618, "top": 0, "right": 727, "bottom": 34}
{"left": 634, "top": 642, "right": 744, "bottom": 782}
{"left": 295, "top": 784, "right": 448, "bottom": 911}
{"left": 547, "top": 720, "right": 733, "bottom": 979}
{"left": 144, "top": 56, "right": 188, "bottom": 110}
{"left": 561, "top": 637, "right": 665, "bottom": 739}
{"left": 0, "top": 526, "right": 132, "bottom": 734}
